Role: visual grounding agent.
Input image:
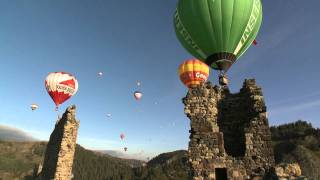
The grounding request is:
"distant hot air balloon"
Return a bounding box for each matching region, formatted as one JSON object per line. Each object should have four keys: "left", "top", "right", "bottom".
{"left": 174, "top": 0, "right": 263, "bottom": 85}
{"left": 124, "top": 147, "right": 128, "bottom": 152}
{"left": 120, "top": 133, "right": 125, "bottom": 140}
{"left": 178, "top": 59, "right": 209, "bottom": 88}
{"left": 136, "top": 81, "right": 141, "bottom": 87}
{"left": 31, "top": 104, "right": 38, "bottom": 111}
{"left": 106, "top": 113, "right": 112, "bottom": 118}
{"left": 134, "top": 91, "right": 142, "bottom": 100}
{"left": 252, "top": 39, "right": 258, "bottom": 46}
{"left": 98, "top": 72, "right": 103, "bottom": 77}
{"left": 45, "top": 72, "right": 78, "bottom": 110}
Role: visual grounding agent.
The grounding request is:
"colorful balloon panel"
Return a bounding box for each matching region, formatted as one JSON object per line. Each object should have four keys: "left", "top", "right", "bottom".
{"left": 178, "top": 59, "right": 209, "bottom": 88}
{"left": 45, "top": 72, "right": 78, "bottom": 107}
{"left": 174, "top": 0, "right": 263, "bottom": 71}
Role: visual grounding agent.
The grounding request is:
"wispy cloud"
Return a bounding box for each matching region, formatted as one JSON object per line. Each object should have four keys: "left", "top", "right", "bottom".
{"left": 269, "top": 92, "right": 320, "bottom": 107}
{"left": 269, "top": 99, "right": 320, "bottom": 116}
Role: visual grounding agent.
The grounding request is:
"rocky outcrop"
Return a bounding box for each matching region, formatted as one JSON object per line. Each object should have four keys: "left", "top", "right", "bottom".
{"left": 38, "top": 105, "right": 79, "bottom": 180}
{"left": 183, "top": 79, "right": 275, "bottom": 180}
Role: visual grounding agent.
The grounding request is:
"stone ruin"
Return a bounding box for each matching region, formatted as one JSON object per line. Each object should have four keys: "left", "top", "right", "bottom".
{"left": 183, "top": 79, "right": 275, "bottom": 180}
{"left": 36, "top": 105, "right": 79, "bottom": 180}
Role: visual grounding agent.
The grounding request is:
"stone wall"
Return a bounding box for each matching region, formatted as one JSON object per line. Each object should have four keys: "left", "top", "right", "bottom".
{"left": 39, "top": 105, "right": 79, "bottom": 180}
{"left": 183, "top": 79, "right": 275, "bottom": 180}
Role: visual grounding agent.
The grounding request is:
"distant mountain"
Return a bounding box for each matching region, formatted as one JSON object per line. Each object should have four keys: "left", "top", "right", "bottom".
{"left": 0, "top": 125, "right": 36, "bottom": 141}
{"left": 98, "top": 150, "right": 147, "bottom": 162}
{"left": 95, "top": 150, "right": 144, "bottom": 168}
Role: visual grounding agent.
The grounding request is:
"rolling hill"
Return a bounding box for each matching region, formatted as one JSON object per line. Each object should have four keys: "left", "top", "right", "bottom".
{"left": 0, "top": 120, "right": 319, "bottom": 179}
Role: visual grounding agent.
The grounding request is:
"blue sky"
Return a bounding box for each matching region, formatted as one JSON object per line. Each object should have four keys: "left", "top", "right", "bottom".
{"left": 0, "top": 0, "right": 319, "bottom": 160}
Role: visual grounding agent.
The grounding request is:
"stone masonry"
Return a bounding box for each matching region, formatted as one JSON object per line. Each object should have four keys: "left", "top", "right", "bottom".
{"left": 183, "top": 79, "right": 275, "bottom": 180}
{"left": 39, "top": 105, "right": 79, "bottom": 180}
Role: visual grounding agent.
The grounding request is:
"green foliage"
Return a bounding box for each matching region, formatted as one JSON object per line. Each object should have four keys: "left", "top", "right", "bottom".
{"left": 133, "top": 150, "right": 192, "bottom": 180}
{"left": 72, "top": 145, "right": 135, "bottom": 180}
{"left": 270, "top": 120, "right": 320, "bottom": 141}
{"left": 271, "top": 120, "right": 320, "bottom": 179}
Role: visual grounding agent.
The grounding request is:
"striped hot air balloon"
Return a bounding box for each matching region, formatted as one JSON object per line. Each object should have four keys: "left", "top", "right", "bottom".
{"left": 45, "top": 72, "right": 78, "bottom": 110}
{"left": 174, "top": 0, "right": 263, "bottom": 72}
{"left": 178, "top": 59, "right": 210, "bottom": 88}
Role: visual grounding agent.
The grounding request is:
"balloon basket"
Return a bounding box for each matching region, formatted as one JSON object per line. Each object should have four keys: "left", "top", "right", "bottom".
{"left": 219, "top": 75, "right": 229, "bottom": 86}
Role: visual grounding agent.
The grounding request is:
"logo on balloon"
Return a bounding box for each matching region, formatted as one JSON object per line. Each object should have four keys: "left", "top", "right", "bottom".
{"left": 235, "top": 0, "right": 261, "bottom": 54}
{"left": 174, "top": 10, "right": 206, "bottom": 58}
{"left": 56, "top": 85, "right": 75, "bottom": 94}
{"left": 195, "top": 72, "right": 207, "bottom": 81}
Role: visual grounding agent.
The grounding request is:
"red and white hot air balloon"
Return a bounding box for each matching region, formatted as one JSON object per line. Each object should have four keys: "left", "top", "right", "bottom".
{"left": 45, "top": 72, "right": 78, "bottom": 110}
{"left": 134, "top": 91, "right": 142, "bottom": 100}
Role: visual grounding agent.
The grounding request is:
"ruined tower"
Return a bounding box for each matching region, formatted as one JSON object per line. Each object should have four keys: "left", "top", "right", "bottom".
{"left": 39, "top": 105, "right": 79, "bottom": 180}
{"left": 183, "top": 79, "right": 275, "bottom": 180}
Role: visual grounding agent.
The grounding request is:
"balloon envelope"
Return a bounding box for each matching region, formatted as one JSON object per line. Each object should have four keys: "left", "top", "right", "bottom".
{"left": 120, "top": 133, "right": 125, "bottom": 140}
{"left": 31, "top": 104, "right": 38, "bottom": 111}
{"left": 134, "top": 91, "right": 142, "bottom": 100}
{"left": 45, "top": 72, "right": 78, "bottom": 108}
{"left": 174, "top": 0, "right": 263, "bottom": 71}
{"left": 178, "top": 59, "right": 209, "bottom": 88}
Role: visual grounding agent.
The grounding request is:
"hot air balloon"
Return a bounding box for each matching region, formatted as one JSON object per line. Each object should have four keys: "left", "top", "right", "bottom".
{"left": 174, "top": 0, "right": 263, "bottom": 85}
{"left": 31, "top": 104, "right": 38, "bottom": 111}
{"left": 134, "top": 91, "right": 142, "bottom": 100}
{"left": 178, "top": 59, "right": 209, "bottom": 88}
{"left": 98, "top": 72, "right": 103, "bottom": 77}
{"left": 136, "top": 81, "right": 141, "bottom": 87}
{"left": 120, "top": 133, "right": 125, "bottom": 140}
{"left": 45, "top": 72, "right": 78, "bottom": 110}
{"left": 124, "top": 147, "right": 128, "bottom": 152}
{"left": 106, "top": 113, "right": 112, "bottom": 118}
{"left": 253, "top": 39, "right": 258, "bottom": 46}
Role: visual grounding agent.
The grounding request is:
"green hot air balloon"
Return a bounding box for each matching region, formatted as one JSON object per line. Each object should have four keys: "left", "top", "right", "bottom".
{"left": 174, "top": 0, "right": 263, "bottom": 84}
